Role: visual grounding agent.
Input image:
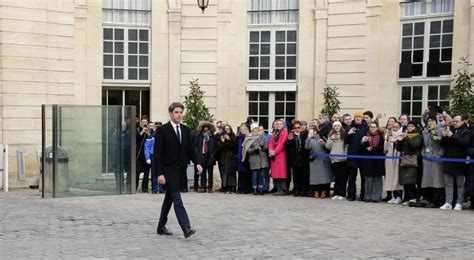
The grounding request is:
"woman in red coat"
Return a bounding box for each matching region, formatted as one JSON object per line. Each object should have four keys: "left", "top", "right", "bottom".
{"left": 269, "top": 119, "right": 288, "bottom": 196}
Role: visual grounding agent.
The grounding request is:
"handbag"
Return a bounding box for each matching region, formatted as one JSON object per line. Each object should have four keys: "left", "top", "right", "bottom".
{"left": 400, "top": 154, "right": 418, "bottom": 167}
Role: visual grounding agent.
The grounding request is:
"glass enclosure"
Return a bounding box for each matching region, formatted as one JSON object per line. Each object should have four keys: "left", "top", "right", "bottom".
{"left": 41, "top": 105, "right": 136, "bottom": 198}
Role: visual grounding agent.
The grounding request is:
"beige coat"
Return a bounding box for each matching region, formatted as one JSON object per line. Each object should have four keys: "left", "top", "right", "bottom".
{"left": 325, "top": 137, "right": 347, "bottom": 163}
{"left": 383, "top": 135, "right": 403, "bottom": 191}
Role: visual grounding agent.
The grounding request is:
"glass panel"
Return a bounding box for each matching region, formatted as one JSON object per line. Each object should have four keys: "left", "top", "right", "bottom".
{"left": 115, "top": 55, "right": 124, "bottom": 66}
{"left": 439, "top": 85, "right": 450, "bottom": 99}
{"left": 429, "top": 49, "right": 440, "bottom": 61}
{"left": 139, "top": 30, "right": 148, "bottom": 41}
{"left": 428, "top": 85, "right": 438, "bottom": 100}
{"left": 261, "top": 31, "right": 270, "bottom": 42}
{"left": 287, "top": 31, "right": 297, "bottom": 41}
{"left": 441, "top": 48, "right": 452, "bottom": 61}
{"left": 139, "top": 43, "right": 148, "bottom": 54}
{"left": 275, "top": 69, "right": 284, "bottom": 80}
{"left": 129, "top": 43, "right": 137, "bottom": 54}
{"left": 275, "top": 102, "right": 284, "bottom": 115}
{"left": 428, "top": 101, "right": 438, "bottom": 108}
{"left": 401, "top": 102, "right": 411, "bottom": 114}
{"left": 249, "top": 92, "right": 258, "bottom": 101}
{"left": 115, "top": 42, "right": 124, "bottom": 53}
{"left": 260, "top": 92, "right": 269, "bottom": 101}
{"left": 250, "top": 31, "right": 259, "bottom": 42}
{"left": 250, "top": 44, "right": 259, "bottom": 55}
{"left": 139, "top": 56, "right": 148, "bottom": 67}
{"left": 287, "top": 56, "right": 296, "bottom": 67}
{"left": 128, "top": 29, "right": 137, "bottom": 41}
{"left": 103, "top": 68, "right": 113, "bottom": 79}
{"left": 439, "top": 101, "right": 450, "bottom": 110}
{"left": 139, "top": 69, "right": 148, "bottom": 80}
{"left": 412, "top": 64, "right": 423, "bottom": 76}
{"left": 401, "top": 87, "right": 411, "bottom": 100}
{"left": 402, "top": 23, "right": 413, "bottom": 36}
{"left": 260, "top": 69, "right": 269, "bottom": 79}
{"left": 286, "top": 102, "right": 295, "bottom": 115}
{"left": 276, "top": 92, "right": 285, "bottom": 101}
{"left": 107, "top": 90, "right": 122, "bottom": 105}
{"left": 401, "top": 51, "right": 411, "bottom": 63}
{"left": 260, "top": 56, "right": 270, "bottom": 67}
{"left": 260, "top": 44, "right": 270, "bottom": 55}
{"left": 249, "top": 102, "right": 258, "bottom": 115}
{"left": 413, "top": 36, "right": 424, "bottom": 49}
{"left": 104, "top": 55, "right": 113, "bottom": 66}
{"left": 114, "top": 68, "right": 124, "bottom": 79}
{"left": 287, "top": 43, "right": 296, "bottom": 54}
{"left": 129, "top": 55, "right": 137, "bottom": 67}
{"left": 249, "top": 69, "right": 258, "bottom": 80}
{"left": 276, "top": 56, "right": 285, "bottom": 67}
{"left": 431, "top": 21, "right": 441, "bottom": 34}
{"left": 286, "top": 92, "right": 296, "bottom": 101}
{"left": 104, "top": 28, "right": 113, "bottom": 40}
{"left": 276, "top": 31, "right": 285, "bottom": 42}
{"left": 249, "top": 57, "right": 259, "bottom": 67}
{"left": 442, "top": 34, "right": 452, "bottom": 47}
{"left": 413, "top": 86, "right": 422, "bottom": 100}
{"left": 114, "top": 29, "right": 124, "bottom": 40}
{"left": 412, "top": 102, "right": 422, "bottom": 115}
{"left": 141, "top": 90, "right": 150, "bottom": 117}
{"left": 286, "top": 69, "right": 296, "bottom": 80}
{"left": 104, "top": 42, "right": 113, "bottom": 53}
{"left": 414, "top": 23, "right": 424, "bottom": 35}
{"left": 402, "top": 38, "right": 412, "bottom": 50}
{"left": 259, "top": 117, "right": 268, "bottom": 131}
{"left": 443, "top": 20, "right": 453, "bottom": 33}
{"left": 430, "top": 35, "right": 440, "bottom": 48}
{"left": 260, "top": 102, "right": 269, "bottom": 115}
{"left": 52, "top": 105, "right": 135, "bottom": 197}
{"left": 128, "top": 68, "right": 137, "bottom": 80}
{"left": 413, "top": 50, "right": 423, "bottom": 63}
{"left": 276, "top": 44, "right": 285, "bottom": 54}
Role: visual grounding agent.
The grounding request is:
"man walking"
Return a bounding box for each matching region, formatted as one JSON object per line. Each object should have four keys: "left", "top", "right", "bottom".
{"left": 153, "top": 102, "right": 203, "bottom": 238}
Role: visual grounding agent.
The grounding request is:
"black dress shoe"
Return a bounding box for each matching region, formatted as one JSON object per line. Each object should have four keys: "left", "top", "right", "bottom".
{"left": 183, "top": 228, "right": 196, "bottom": 238}
{"left": 157, "top": 226, "right": 173, "bottom": 236}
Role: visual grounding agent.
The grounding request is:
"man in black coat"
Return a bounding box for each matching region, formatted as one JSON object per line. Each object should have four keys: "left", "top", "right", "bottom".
{"left": 153, "top": 102, "right": 203, "bottom": 238}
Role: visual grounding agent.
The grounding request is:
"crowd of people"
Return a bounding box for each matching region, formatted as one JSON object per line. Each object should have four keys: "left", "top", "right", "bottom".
{"left": 131, "top": 106, "right": 474, "bottom": 211}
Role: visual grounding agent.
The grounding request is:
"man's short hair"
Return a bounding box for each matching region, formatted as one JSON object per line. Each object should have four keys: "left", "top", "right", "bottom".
{"left": 460, "top": 114, "right": 469, "bottom": 121}
{"left": 140, "top": 115, "right": 149, "bottom": 121}
{"left": 319, "top": 113, "right": 329, "bottom": 121}
{"left": 168, "top": 102, "right": 184, "bottom": 113}
{"left": 399, "top": 113, "right": 409, "bottom": 120}
{"left": 363, "top": 111, "right": 373, "bottom": 119}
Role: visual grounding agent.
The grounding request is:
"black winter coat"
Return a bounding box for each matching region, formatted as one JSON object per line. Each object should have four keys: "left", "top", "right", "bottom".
{"left": 344, "top": 120, "right": 368, "bottom": 168}
{"left": 285, "top": 132, "right": 309, "bottom": 167}
{"left": 441, "top": 123, "right": 471, "bottom": 176}
{"left": 195, "top": 133, "right": 218, "bottom": 167}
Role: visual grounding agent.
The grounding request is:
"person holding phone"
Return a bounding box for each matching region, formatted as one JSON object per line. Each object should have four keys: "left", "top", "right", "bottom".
{"left": 306, "top": 126, "right": 333, "bottom": 198}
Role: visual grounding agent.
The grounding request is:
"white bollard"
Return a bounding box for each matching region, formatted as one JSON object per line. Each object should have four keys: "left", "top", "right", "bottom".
{"left": 3, "top": 144, "right": 8, "bottom": 192}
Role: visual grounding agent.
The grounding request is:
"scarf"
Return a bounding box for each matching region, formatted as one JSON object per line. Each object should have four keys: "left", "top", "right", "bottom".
{"left": 407, "top": 132, "right": 420, "bottom": 139}
{"left": 427, "top": 125, "right": 441, "bottom": 141}
{"left": 273, "top": 129, "right": 281, "bottom": 142}
{"left": 242, "top": 131, "right": 260, "bottom": 162}
{"left": 367, "top": 131, "right": 381, "bottom": 147}
{"left": 388, "top": 128, "right": 403, "bottom": 142}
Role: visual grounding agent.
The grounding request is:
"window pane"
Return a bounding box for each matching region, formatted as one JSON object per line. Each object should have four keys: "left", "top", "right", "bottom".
{"left": 104, "top": 41, "right": 113, "bottom": 53}
{"left": 128, "top": 68, "right": 137, "bottom": 80}
{"left": 139, "top": 30, "right": 148, "bottom": 41}
{"left": 103, "top": 55, "right": 113, "bottom": 66}
{"left": 276, "top": 92, "right": 285, "bottom": 101}
{"left": 286, "top": 69, "right": 296, "bottom": 80}
{"left": 249, "top": 92, "right": 258, "bottom": 101}
{"left": 260, "top": 69, "right": 269, "bottom": 79}
{"left": 129, "top": 55, "right": 137, "bottom": 66}
{"left": 431, "top": 21, "right": 441, "bottom": 34}
{"left": 287, "top": 56, "right": 296, "bottom": 67}
{"left": 104, "top": 68, "right": 113, "bottom": 79}
{"left": 428, "top": 101, "right": 438, "bottom": 108}
{"left": 249, "top": 56, "right": 259, "bottom": 67}
{"left": 115, "top": 42, "right": 124, "bottom": 53}
{"left": 402, "top": 23, "right": 413, "bottom": 36}
{"left": 275, "top": 102, "right": 284, "bottom": 115}
{"left": 401, "top": 102, "right": 411, "bottom": 114}
{"left": 414, "top": 23, "right": 424, "bottom": 35}
{"left": 129, "top": 29, "right": 137, "bottom": 41}
{"left": 442, "top": 34, "right": 452, "bottom": 47}
{"left": 287, "top": 43, "right": 296, "bottom": 54}
{"left": 139, "top": 43, "right": 148, "bottom": 54}
{"left": 250, "top": 44, "right": 259, "bottom": 55}
{"left": 440, "top": 85, "right": 450, "bottom": 99}
{"left": 260, "top": 44, "right": 270, "bottom": 55}
{"left": 402, "top": 37, "right": 412, "bottom": 50}
{"left": 115, "top": 55, "right": 124, "bottom": 66}
{"left": 286, "top": 92, "right": 296, "bottom": 101}
{"left": 401, "top": 51, "right": 411, "bottom": 63}
{"left": 276, "top": 31, "right": 285, "bottom": 42}
{"left": 139, "top": 69, "right": 148, "bottom": 80}
{"left": 412, "top": 64, "right": 423, "bottom": 76}
{"left": 260, "top": 92, "right": 269, "bottom": 101}
{"left": 139, "top": 56, "right": 148, "bottom": 67}
{"left": 260, "top": 103, "right": 269, "bottom": 115}
{"left": 413, "top": 36, "right": 424, "bottom": 49}
{"left": 276, "top": 56, "right": 285, "bottom": 67}
{"left": 401, "top": 87, "right": 411, "bottom": 100}
{"left": 114, "top": 68, "right": 124, "bottom": 79}
{"left": 413, "top": 50, "right": 423, "bottom": 63}
{"left": 249, "top": 102, "right": 258, "bottom": 115}
{"left": 275, "top": 69, "right": 284, "bottom": 80}
{"left": 286, "top": 102, "right": 295, "bottom": 115}
{"left": 259, "top": 117, "right": 268, "bottom": 131}
{"left": 261, "top": 31, "right": 270, "bottom": 42}
{"left": 249, "top": 69, "right": 258, "bottom": 79}
{"left": 260, "top": 56, "right": 270, "bottom": 67}
{"left": 104, "top": 28, "right": 113, "bottom": 40}
{"left": 428, "top": 85, "right": 438, "bottom": 100}
{"left": 276, "top": 44, "right": 285, "bottom": 54}
{"left": 439, "top": 101, "right": 450, "bottom": 110}
{"left": 129, "top": 42, "right": 137, "bottom": 54}
{"left": 114, "top": 29, "right": 124, "bottom": 40}
{"left": 250, "top": 31, "right": 259, "bottom": 42}
{"left": 441, "top": 48, "right": 452, "bottom": 61}
{"left": 412, "top": 102, "right": 422, "bottom": 115}
{"left": 429, "top": 49, "right": 440, "bottom": 61}
{"left": 430, "top": 35, "right": 440, "bottom": 48}
{"left": 443, "top": 20, "right": 453, "bottom": 33}
{"left": 287, "top": 31, "right": 296, "bottom": 42}
{"left": 413, "top": 86, "right": 422, "bottom": 100}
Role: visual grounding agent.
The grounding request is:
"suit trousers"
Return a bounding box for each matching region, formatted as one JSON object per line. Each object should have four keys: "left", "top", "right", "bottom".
{"left": 158, "top": 190, "right": 191, "bottom": 231}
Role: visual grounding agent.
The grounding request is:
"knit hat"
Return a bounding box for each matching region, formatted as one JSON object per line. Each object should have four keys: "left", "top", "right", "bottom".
{"left": 250, "top": 123, "right": 259, "bottom": 131}
{"left": 332, "top": 121, "right": 342, "bottom": 128}
{"left": 354, "top": 111, "right": 363, "bottom": 118}
{"left": 407, "top": 120, "right": 418, "bottom": 127}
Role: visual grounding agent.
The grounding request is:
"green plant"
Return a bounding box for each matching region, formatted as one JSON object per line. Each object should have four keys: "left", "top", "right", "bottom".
{"left": 449, "top": 57, "right": 474, "bottom": 123}
{"left": 183, "top": 79, "right": 215, "bottom": 130}
{"left": 320, "top": 85, "right": 341, "bottom": 117}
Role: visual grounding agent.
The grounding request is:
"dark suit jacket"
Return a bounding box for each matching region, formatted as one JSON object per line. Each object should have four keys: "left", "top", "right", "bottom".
{"left": 194, "top": 133, "right": 217, "bottom": 167}
{"left": 153, "top": 121, "right": 201, "bottom": 191}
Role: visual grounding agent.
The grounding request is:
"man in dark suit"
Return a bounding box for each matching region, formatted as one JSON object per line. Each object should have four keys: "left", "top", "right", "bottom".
{"left": 153, "top": 102, "right": 203, "bottom": 238}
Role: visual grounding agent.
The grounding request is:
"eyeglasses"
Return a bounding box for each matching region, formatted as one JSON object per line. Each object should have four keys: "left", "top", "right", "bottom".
{"left": 294, "top": 127, "right": 301, "bottom": 129}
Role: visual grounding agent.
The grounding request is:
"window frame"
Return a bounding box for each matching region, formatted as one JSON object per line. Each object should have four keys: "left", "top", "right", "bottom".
{"left": 398, "top": 83, "right": 451, "bottom": 121}
{"left": 247, "top": 91, "right": 297, "bottom": 131}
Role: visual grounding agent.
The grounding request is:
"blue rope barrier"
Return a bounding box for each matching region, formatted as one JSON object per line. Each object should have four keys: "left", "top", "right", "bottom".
{"left": 311, "top": 153, "right": 474, "bottom": 163}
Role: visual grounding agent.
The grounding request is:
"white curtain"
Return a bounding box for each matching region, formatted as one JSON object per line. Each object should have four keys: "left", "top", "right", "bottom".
{"left": 431, "top": 0, "right": 454, "bottom": 14}
{"left": 103, "top": 0, "right": 150, "bottom": 25}
{"left": 249, "top": 0, "right": 272, "bottom": 24}
{"left": 248, "top": 0, "right": 298, "bottom": 25}
{"left": 401, "top": 1, "right": 427, "bottom": 17}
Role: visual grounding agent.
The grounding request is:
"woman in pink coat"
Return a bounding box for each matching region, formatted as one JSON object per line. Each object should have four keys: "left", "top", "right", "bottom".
{"left": 269, "top": 119, "right": 288, "bottom": 196}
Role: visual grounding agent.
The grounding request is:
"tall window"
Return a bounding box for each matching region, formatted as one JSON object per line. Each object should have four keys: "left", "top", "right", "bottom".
{"left": 248, "top": 91, "right": 296, "bottom": 131}
{"left": 400, "top": 84, "right": 450, "bottom": 122}
{"left": 102, "top": 0, "right": 150, "bottom": 82}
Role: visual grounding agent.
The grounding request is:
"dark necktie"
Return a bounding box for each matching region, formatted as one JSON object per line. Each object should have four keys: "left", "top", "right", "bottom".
{"left": 176, "top": 125, "right": 181, "bottom": 143}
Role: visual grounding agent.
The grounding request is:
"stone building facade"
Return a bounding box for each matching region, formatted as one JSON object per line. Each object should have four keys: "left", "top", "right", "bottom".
{"left": 0, "top": 0, "right": 472, "bottom": 188}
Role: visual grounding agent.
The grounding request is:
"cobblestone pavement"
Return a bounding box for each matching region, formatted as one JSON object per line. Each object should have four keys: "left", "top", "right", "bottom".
{"left": 1, "top": 189, "right": 474, "bottom": 259}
